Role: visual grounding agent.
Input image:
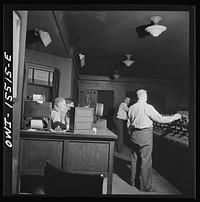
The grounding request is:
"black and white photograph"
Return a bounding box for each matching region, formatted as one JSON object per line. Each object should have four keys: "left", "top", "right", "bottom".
{"left": 3, "top": 4, "right": 196, "bottom": 198}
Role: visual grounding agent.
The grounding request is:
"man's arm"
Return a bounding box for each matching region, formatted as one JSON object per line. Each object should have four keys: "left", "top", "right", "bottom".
{"left": 51, "top": 110, "right": 66, "bottom": 129}
{"left": 51, "top": 121, "right": 66, "bottom": 130}
{"left": 121, "top": 103, "right": 129, "bottom": 112}
{"left": 146, "top": 105, "right": 181, "bottom": 123}
{"left": 128, "top": 106, "right": 135, "bottom": 124}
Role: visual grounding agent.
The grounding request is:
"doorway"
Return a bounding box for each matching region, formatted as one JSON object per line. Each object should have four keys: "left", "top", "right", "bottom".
{"left": 97, "top": 90, "right": 115, "bottom": 131}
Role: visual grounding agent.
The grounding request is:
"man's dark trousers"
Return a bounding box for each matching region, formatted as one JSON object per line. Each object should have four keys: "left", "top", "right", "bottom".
{"left": 116, "top": 118, "right": 127, "bottom": 153}
{"left": 130, "top": 127, "right": 153, "bottom": 191}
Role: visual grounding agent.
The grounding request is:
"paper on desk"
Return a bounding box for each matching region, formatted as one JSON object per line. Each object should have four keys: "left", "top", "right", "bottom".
{"left": 33, "top": 94, "right": 42, "bottom": 100}
{"left": 32, "top": 94, "right": 44, "bottom": 103}
{"left": 31, "top": 119, "right": 44, "bottom": 129}
{"left": 27, "top": 128, "right": 37, "bottom": 131}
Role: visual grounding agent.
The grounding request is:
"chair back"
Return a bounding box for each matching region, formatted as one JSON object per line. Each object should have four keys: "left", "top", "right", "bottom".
{"left": 44, "top": 160, "right": 104, "bottom": 197}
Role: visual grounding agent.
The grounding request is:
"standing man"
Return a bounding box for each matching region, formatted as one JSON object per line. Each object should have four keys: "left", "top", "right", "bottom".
{"left": 128, "top": 89, "right": 181, "bottom": 192}
{"left": 116, "top": 97, "right": 130, "bottom": 153}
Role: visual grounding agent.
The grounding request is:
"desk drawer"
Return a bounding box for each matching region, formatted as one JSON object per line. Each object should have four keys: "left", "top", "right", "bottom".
{"left": 75, "top": 117, "right": 94, "bottom": 122}
{"left": 74, "top": 122, "right": 93, "bottom": 130}
{"left": 75, "top": 107, "right": 94, "bottom": 117}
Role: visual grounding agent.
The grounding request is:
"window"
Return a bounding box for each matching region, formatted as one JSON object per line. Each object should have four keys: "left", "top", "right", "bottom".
{"left": 27, "top": 64, "right": 54, "bottom": 87}
{"left": 23, "top": 62, "right": 60, "bottom": 103}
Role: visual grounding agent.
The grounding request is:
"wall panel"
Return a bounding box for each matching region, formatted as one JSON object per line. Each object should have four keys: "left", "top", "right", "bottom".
{"left": 78, "top": 77, "right": 188, "bottom": 113}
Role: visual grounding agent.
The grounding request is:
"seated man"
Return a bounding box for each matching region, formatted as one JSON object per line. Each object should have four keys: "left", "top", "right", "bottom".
{"left": 65, "top": 98, "right": 74, "bottom": 130}
{"left": 51, "top": 97, "right": 68, "bottom": 130}
{"left": 65, "top": 98, "right": 74, "bottom": 113}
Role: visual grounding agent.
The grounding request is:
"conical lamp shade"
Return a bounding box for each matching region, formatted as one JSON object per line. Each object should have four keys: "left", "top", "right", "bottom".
{"left": 145, "top": 16, "right": 167, "bottom": 37}
{"left": 113, "top": 70, "right": 120, "bottom": 79}
{"left": 123, "top": 54, "right": 134, "bottom": 67}
{"left": 145, "top": 25, "right": 167, "bottom": 37}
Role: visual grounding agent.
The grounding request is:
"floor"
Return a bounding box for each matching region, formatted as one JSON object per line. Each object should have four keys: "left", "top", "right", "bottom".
{"left": 102, "top": 144, "right": 182, "bottom": 196}
{"left": 20, "top": 143, "right": 183, "bottom": 197}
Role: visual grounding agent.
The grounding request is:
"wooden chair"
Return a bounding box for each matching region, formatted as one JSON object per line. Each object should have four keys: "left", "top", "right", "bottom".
{"left": 44, "top": 160, "right": 104, "bottom": 197}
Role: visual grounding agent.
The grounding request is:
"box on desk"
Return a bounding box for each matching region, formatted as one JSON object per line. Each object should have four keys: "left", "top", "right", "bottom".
{"left": 74, "top": 107, "right": 94, "bottom": 133}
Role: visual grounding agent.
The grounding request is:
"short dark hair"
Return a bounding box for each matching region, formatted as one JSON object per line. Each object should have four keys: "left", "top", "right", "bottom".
{"left": 65, "top": 98, "right": 74, "bottom": 104}
{"left": 124, "top": 97, "right": 130, "bottom": 102}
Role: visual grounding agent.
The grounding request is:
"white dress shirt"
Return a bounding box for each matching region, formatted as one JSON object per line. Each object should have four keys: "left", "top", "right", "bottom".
{"left": 51, "top": 106, "right": 67, "bottom": 124}
{"left": 128, "top": 99, "right": 174, "bottom": 129}
{"left": 116, "top": 102, "right": 129, "bottom": 120}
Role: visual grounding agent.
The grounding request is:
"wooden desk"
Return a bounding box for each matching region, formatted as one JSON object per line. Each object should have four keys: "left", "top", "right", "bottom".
{"left": 19, "top": 129, "right": 117, "bottom": 195}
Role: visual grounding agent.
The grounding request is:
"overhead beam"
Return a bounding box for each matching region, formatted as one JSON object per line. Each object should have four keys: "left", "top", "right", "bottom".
{"left": 51, "top": 11, "right": 70, "bottom": 57}
{"left": 51, "top": 11, "right": 79, "bottom": 78}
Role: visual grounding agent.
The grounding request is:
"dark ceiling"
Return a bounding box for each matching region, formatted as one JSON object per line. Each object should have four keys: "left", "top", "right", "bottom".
{"left": 26, "top": 7, "right": 191, "bottom": 81}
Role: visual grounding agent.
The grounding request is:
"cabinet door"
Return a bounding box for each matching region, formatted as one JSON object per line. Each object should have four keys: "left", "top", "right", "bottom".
{"left": 65, "top": 141, "right": 109, "bottom": 173}
{"left": 91, "top": 89, "right": 98, "bottom": 108}
{"left": 20, "top": 139, "right": 63, "bottom": 172}
{"left": 78, "top": 89, "right": 98, "bottom": 107}
{"left": 78, "top": 89, "right": 85, "bottom": 107}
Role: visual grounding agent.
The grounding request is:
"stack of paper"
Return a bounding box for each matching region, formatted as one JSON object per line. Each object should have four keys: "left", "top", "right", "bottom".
{"left": 32, "top": 94, "right": 44, "bottom": 103}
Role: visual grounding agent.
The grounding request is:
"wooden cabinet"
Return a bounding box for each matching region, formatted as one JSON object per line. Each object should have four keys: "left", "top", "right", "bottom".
{"left": 21, "top": 62, "right": 60, "bottom": 129}
{"left": 153, "top": 134, "right": 194, "bottom": 196}
{"left": 19, "top": 130, "right": 117, "bottom": 195}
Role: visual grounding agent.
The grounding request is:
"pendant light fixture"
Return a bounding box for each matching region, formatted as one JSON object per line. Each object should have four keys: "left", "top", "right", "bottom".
{"left": 145, "top": 16, "right": 167, "bottom": 37}
{"left": 123, "top": 54, "right": 134, "bottom": 67}
{"left": 113, "top": 70, "right": 120, "bottom": 79}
